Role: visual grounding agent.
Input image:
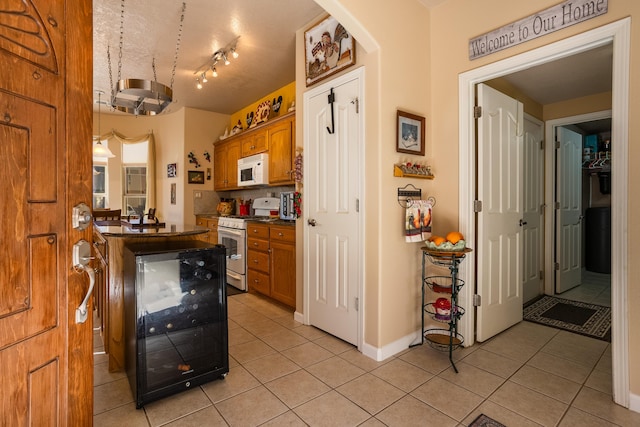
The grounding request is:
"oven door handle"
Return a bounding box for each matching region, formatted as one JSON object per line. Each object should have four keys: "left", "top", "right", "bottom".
{"left": 227, "top": 270, "right": 243, "bottom": 281}
{"left": 218, "top": 227, "right": 245, "bottom": 238}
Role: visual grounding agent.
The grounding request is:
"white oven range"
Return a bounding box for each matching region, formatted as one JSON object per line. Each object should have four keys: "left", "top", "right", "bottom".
{"left": 217, "top": 216, "right": 248, "bottom": 291}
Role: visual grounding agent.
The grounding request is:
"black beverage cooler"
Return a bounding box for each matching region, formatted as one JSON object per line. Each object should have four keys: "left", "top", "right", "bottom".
{"left": 124, "top": 240, "right": 228, "bottom": 408}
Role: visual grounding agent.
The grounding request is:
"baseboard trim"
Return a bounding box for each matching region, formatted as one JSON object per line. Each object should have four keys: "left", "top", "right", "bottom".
{"left": 294, "top": 311, "right": 304, "bottom": 324}
{"left": 360, "top": 330, "right": 421, "bottom": 362}
{"left": 629, "top": 391, "right": 640, "bottom": 414}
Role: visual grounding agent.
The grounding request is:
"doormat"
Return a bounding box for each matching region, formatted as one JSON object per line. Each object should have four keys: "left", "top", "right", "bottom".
{"left": 469, "top": 414, "right": 506, "bottom": 427}
{"left": 523, "top": 296, "right": 611, "bottom": 341}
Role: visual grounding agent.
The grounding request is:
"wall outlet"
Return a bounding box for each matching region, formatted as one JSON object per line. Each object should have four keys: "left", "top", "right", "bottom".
{"left": 266, "top": 192, "right": 274, "bottom": 197}
{"left": 195, "top": 191, "right": 202, "bottom": 198}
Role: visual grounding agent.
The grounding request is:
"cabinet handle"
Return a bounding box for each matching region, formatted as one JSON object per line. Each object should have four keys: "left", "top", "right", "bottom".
{"left": 278, "top": 232, "right": 284, "bottom": 236}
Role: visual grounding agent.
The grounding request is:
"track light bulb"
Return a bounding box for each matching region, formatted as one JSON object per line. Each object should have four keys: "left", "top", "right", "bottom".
{"left": 201, "top": 72, "right": 207, "bottom": 83}
{"left": 196, "top": 78, "right": 202, "bottom": 89}
{"left": 212, "top": 67, "right": 218, "bottom": 78}
{"left": 231, "top": 48, "right": 239, "bottom": 59}
{"left": 223, "top": 54, "right": 230, "bottom": 65}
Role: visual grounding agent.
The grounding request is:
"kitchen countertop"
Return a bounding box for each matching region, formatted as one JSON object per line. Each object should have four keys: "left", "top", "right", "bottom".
{"left": 197, "top": 214, "right": 296, "bottom": 227}
{"left": 94, "top": 221, "right": 208, "bottom": 237}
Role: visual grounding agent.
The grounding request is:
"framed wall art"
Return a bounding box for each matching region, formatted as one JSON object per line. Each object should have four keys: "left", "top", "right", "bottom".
{"left": 167, "top": 163, "right": 177, "bottom": 178}
{"left": 170, "top": 183, "right": 176, "bottom": 205}
{"left": 396, "top": 110, "right": 425, "bottom": 156}
{"left": 187, "top": 170, "right": 204, "bottom": 184}
{"left": 304, "top": 15, "right": 356, "bottom": 86}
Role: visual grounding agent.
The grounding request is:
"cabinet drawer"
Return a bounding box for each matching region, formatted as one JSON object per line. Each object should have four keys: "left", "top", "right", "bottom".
{"left": 247, "top": 237, "right": 269, "bottom": 252}
{"left": 195, "top": 217, "right": 207, "bottom": 227}
{"left": 247, "top": 249, "right": 269, "bottom": 273}
{"left": 247, "top": 224, "right": 269, "bottom": 239}
{"left": 270, "top": 226, "right": 295, "bottom": 243}
{"left": 247, "top": 269, "right": 270, "bottom": 295}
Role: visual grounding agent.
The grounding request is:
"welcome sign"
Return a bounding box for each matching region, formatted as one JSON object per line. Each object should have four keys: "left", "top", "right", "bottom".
{"left": 469, "top": 0, "right": 608, "bottom": 60}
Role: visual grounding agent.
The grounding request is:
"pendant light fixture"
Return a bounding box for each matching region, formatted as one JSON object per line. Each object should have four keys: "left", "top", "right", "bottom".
{"left": 93, "top": 90, "right": 115, "bottom": 159}
{"left": 108, "top": 0, "right": 186, "bottom": 116}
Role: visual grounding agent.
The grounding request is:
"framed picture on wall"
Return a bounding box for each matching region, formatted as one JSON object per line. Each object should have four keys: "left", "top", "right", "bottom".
{"left": 187, "top": 170, "right": 204, "bottom": 184}
{"left": 167, "top": 163, "right": 177, "bottom": 178}
{"left": 396, "top": 110, "right": 425, "bottom": 156}
{"left": 304, "top": 15, "right": 356, "bottom": 86}
{"left": 170, "top": 183, "right": 176, "bottom": 204}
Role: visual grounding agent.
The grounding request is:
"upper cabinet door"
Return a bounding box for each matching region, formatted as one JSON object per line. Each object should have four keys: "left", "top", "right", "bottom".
{"left": 268, "top": 118, "right": 294, "bottom": 184}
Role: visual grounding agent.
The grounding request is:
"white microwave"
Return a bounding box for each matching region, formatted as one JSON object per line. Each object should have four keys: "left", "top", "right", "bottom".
{"left": 237, "top": 153, "right": 269, "bottom": 187}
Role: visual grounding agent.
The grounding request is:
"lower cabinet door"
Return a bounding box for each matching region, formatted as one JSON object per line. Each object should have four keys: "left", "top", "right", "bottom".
{"left": 270, "top": 241, "right": 296, "bottom": 307}
{"left": 248, "top": 268, "right": 270, "bottom": 296}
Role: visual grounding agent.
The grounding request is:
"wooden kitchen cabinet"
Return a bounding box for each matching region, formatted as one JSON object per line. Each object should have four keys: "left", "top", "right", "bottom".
{"left": 240, "top": 129, "right": 268, "bottom": 157}
{"left": 213, "top": 139, "right": 240, "bottom": 190}
{"left": 246, "top": 222, "right": 295, "bottom": 307}
{"left": 247, "top": 223, "right": 270, "bottom": 295}
{"left": 268, "top": 117, "right": 295, "bottom": 185}
{"left": 269, "top": 225, "right": 296, "bottom": 307}
{"left": 195, "top": 216, "right": 219, "bottom": 244}
{"left": 218, "top": 112, "right": 295, "bottom": 187}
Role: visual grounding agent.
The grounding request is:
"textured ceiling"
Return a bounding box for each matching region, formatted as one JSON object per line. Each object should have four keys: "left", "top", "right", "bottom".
{"left": 93, "top": 0, "right": 324, "bottom": 114}
{"left": 94, "top": 0, "right": 613, "bottom": 124}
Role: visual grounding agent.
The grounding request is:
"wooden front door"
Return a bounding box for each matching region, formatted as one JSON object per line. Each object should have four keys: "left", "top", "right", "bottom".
{"left": 0, "top": 1, "right": 93, "bottom": 425}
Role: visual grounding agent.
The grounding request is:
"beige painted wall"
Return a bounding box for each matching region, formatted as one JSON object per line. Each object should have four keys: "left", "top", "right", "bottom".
{"left": 306, "top": 0, "right": 431, "bottom": 351}
{"left": 317, "top": 0, "right": 639, "bottom": 395}
{"left": 93, "top": 107, "right": 228, "bottom": 223}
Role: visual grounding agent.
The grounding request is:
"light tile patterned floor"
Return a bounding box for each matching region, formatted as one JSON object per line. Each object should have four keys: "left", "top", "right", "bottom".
{"left": 94, "top": 288, "right": 640, "bottom": 427}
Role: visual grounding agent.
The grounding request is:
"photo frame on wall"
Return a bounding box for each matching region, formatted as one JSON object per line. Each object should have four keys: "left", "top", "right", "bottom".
{"left": 187, "top": 170, "right": 204, "bottom": 184}
{"left": 304, "top": 15, "right": 356, "bottom": 86}
{"left": 396, "top": 110, "right": 425, "bottom": 156}
{"left": 167, "top": 163, "right": 177, "bottom": 178}
{"left": 170, "top": 183, "right": 176, "bottom": 205}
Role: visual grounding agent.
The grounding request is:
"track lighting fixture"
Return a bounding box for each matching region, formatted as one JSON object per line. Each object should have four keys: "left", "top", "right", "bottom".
{"left": 193, "top": 37, "right": 240, "bottom": 87}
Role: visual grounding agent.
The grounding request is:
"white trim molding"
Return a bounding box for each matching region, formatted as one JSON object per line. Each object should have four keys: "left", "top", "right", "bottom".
{"left": 458, "top": 18, "right": 630, "bottom": 408}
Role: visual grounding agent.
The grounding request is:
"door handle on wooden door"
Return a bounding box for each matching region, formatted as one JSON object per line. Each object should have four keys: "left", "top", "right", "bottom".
{"left": 72, "top": 239, "right": 96, "bottom": 323}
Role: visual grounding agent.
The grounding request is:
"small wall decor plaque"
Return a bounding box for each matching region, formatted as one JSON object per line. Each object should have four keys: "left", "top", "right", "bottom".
{"left": 188, "top": 170, "right": 205, "bottom": 184}
{"left": 167, "top": 163, "right": 177, "bottom": 178}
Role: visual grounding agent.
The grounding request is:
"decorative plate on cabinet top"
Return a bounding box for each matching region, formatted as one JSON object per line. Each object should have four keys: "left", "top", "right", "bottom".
{"left": 250, "top": 100, "right": 271, "bottom": 128}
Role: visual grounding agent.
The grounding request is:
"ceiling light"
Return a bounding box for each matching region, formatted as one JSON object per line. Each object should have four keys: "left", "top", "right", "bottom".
{"left": 196, "top": 78, "right": 203, "bottom": 89}
{"left": 108, "top": 1, "right": 186, "bottom": 116}
{"left": 193, "top": 38, "right": 239, "bottom": 81}
{"left": 93, "top": 91, "right": 115, "bottom": 159}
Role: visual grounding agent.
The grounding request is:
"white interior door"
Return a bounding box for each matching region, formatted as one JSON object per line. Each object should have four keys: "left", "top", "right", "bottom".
{"left": 476, "top": 83, "right": 524, "bottom": 342}
{"left": 523, "top": 115, "right": 544, "bottom": 304}
{"left": 304, "top": 71, "right": 362, "bottom": 346}
{"left": 555, "top": 127, "right": 583, "bottom": 293}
